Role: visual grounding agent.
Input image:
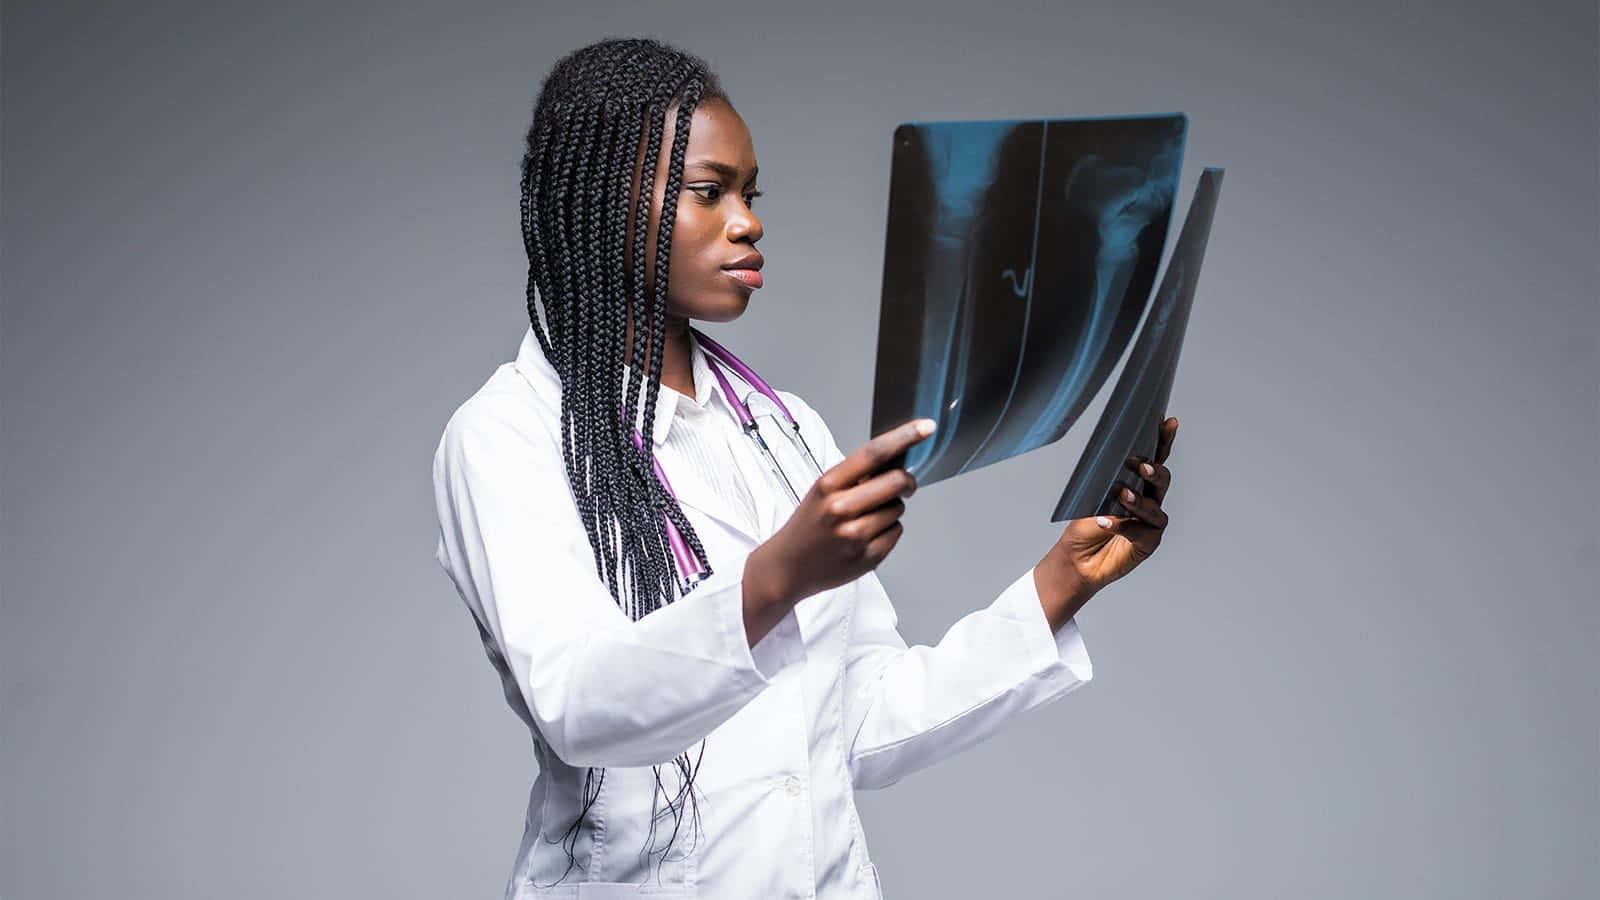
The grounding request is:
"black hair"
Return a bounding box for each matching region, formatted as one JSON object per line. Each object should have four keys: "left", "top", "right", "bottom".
{"left": 518, "top": 37, "right": 727, "bottom": 885}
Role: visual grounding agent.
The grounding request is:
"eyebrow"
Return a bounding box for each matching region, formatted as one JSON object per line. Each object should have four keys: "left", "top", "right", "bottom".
{"left": 686, "top": 160, "right": 758, "bottom": 183}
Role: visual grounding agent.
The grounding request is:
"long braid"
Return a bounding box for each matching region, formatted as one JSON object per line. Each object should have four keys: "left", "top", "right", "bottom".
{"left": 568, "top": 76, "right": 613, "bottom": 590}
{"left": 637, "top": 78, "right": 714, "bottom": 610}
{"left": 619, "top": 74, "right": 680, "bottom": 615}
{"left": 588, "top": 52, "right": 645, "bottom": 605}
{"left": 518, "top": 38, "right": 730, "bottom": 886}
{"left": 594, "top": 88, "right": 640, "bottom": 608}
{"left": 521, "top": 100, "right": 559, "bottom": 361}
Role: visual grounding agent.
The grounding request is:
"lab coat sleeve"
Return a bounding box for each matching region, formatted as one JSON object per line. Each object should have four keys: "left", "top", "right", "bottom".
{"left": 777, "top": 392, "right": 1094, "bottom": 790}
{"left": 844, "top": 568, "right": 1093, "bottom": 790}
{"left": 431, "top": 394, "right": 802, "bottom": 770}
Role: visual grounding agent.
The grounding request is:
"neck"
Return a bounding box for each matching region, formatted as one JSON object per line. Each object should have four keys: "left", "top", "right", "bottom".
{"left": 624, "top": 313, "right": 695, "bottom": 398}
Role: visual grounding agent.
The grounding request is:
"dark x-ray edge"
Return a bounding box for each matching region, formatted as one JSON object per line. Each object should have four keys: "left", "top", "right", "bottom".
{"left": 1051, "top": 167, "right": 1223, "bottom": 523}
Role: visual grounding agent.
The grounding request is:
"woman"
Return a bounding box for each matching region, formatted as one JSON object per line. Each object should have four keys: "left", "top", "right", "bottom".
{"left": 431, "top": 37, "right": 1179, "bottom": 899}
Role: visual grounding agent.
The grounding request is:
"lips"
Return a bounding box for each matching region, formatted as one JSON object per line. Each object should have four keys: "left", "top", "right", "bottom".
{"left": 724, "top": 268, "right": 763, "bottom": 289}
{"left": 722, "top": 252, "right": 764, "bottom": 290}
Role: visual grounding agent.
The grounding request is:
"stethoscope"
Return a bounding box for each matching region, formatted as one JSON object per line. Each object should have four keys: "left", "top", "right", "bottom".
{"left": 620, "top": 327, "right": 825, "bottom": 595}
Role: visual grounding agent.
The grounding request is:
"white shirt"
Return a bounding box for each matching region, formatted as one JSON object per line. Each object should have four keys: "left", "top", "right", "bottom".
{"left": 626, "top": 340, "right": 762, "bottom": 539}
{"left": 431, "top": 326, "right": 1094, "bottom": 899}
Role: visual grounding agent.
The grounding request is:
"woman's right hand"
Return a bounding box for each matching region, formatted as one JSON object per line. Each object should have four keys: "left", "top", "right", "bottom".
{"left": 745, "top": 418, "right": 937, "bottom": 615}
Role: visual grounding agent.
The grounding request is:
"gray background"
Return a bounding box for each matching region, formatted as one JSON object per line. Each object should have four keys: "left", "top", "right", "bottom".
{"left": 3, "top": 0, "right": 1595, "bottom": 897}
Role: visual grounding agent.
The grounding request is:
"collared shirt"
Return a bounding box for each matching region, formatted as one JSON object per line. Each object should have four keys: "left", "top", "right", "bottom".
{"left": 431, "top": 325, "right": 1094, "bottom": 899}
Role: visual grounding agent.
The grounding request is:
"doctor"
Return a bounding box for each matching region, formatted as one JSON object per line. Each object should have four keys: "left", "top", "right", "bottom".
{"left": 432, "top": 38, "right": 1179, "bottom": 900}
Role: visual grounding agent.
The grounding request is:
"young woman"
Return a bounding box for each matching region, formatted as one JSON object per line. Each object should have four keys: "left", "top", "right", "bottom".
{"left": 431, "top": 37, "right": 1180, "bottom": 900}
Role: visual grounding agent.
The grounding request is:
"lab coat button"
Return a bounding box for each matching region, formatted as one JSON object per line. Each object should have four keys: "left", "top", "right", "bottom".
{"left": 783, "top": 775, "right": 802, "bottom": 797}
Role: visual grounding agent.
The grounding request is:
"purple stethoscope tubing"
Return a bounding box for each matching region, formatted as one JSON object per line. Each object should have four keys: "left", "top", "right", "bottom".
{"left": 619, "top": 327, "right": 822, "bottom": 595}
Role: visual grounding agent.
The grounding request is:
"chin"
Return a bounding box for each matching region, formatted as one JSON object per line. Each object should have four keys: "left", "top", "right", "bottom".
{"left": 696, "top": 294, "right": 752, "bottom": 323}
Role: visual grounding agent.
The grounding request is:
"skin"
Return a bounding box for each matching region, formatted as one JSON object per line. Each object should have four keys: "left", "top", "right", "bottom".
{"left": 618, "top": 94, "right": 1179, "bottom": 645}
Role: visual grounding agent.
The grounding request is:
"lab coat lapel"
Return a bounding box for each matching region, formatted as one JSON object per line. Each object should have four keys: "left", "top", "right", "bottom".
{"left": 714, "top": 419, "right": 784, "bottom": 544}
{"left": 674, "top": 476, "right": 766, "bottom": 546}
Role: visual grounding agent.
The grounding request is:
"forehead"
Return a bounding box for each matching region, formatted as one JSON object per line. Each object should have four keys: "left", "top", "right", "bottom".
{"left": 683, "top": 99, "right": 756, "bottom": 171}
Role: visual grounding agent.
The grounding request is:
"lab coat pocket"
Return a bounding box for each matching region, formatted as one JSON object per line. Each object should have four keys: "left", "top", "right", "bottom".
{"left": 519, "top": 880, "right": 691, "bottom": 898}
{"left": 864, "top": 862, "right": 884, "bottom": 899}
{"left": 574, "top": 883, "right": 693, "bottom": 899}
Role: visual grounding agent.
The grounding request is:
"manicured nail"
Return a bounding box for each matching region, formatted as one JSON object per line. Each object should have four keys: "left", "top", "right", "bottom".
{"left": 1140, "top": 463, "right": 1154, "bottom": 477}
{"left": 1123, "top": 488, "right": 1137, "bottom": 501}
{"left": 1096, "top": 516, "right": 1111, "bottom": 528}
{"left": 916, "top": 419, "right": 936, "bottom": 436}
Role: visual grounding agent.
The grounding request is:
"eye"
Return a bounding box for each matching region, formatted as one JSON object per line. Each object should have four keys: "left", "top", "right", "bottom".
{"left": 688, "top": 184, "right": 762, "bottom": 210}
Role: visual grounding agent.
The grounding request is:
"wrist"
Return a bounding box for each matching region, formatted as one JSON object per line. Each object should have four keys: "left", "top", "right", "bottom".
{"left": 1034, "top": 544, "right": 1098, "bottom": 632}
{"left": 748, "top": 543, "right": 794, "bottom": 606}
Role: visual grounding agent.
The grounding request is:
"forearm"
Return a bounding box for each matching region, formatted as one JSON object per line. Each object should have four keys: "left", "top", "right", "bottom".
{"left": 1033, "top": 544, "right": 1098, "bottom": 632}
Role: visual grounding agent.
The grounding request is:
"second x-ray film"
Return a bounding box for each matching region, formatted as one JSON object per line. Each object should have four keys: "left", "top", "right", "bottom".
{"left": 1053, "top": 167, "right": 1223, "bottom": 522}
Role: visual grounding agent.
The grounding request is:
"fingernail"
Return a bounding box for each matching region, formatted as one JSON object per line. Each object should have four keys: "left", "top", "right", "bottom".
{"left": 1140, "top": 463, "right": 1154, "bottom": 477}
{"left": 916, "top": 419, "right": 936, "bottom": 436}
{"left": 1123, "top": 488, "right": 1136, "bottom": 501}
{"left": 1096, "top": 516, "right": 1111, "bottom": 528}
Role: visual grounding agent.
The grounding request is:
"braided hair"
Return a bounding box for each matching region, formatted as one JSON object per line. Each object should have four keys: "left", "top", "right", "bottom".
{"left": 519, "top": 37, "right": 727, "bottom": 883}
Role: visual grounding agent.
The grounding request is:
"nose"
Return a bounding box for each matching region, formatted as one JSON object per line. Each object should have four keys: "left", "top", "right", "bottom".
{"left": 728, "top": 202, "right": 763, "bottom": 244}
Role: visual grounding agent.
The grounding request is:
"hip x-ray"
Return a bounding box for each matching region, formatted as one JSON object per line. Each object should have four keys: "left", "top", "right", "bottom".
{"left": 868, "top": 114, "right": 1222, "bottom": 521}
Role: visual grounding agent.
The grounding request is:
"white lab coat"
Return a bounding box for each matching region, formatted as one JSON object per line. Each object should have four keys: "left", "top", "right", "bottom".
{"left": 431, "top": 326, "right": 1094, "bottom": 899}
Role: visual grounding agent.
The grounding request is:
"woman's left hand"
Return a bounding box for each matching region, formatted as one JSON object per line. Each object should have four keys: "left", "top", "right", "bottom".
{"left": 1049, "top": 416, "right": 1179, "bottom": 597}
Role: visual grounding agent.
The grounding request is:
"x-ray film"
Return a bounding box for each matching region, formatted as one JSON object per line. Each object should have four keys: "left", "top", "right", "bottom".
{"left": 1053, "top": 167, "right": 1223, "bottom": 522}
{"left": 870, "top": 113, "right": 1188, "bottom": 485}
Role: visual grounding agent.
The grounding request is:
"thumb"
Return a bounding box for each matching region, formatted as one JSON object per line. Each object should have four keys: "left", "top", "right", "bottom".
{"left": 1062, "top": 514, "right": 1119, "bottom": 549}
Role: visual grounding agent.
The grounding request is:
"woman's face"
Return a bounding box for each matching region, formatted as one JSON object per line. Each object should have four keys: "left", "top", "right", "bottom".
{"left": 628, "top": 96, "right": 765, "bottom": 327}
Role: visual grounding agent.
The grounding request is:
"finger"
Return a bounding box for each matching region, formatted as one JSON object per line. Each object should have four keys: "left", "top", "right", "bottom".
{"left": 1124, "top": 457, "right": 1172, "bottom": 503}
{"left": 823, "top": 419, "right": 935, "bottom": 491}
{"left": 827, "top": 467, "right": 918, "bottom": 520}
{"left": 1115, "top": 485, "right": 1169, "bottom": 531}
{"left": 1111, "top": 517, "right": 1164, "bottom": 556}
{"left": 1154, "top": 416, "right": 1178, "bottom": 464}
{"left": 842, "top": 499, "right": 907, "bottom": 546}
{"left": 863, "top": 518, "right": 905, "bottom": 561}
